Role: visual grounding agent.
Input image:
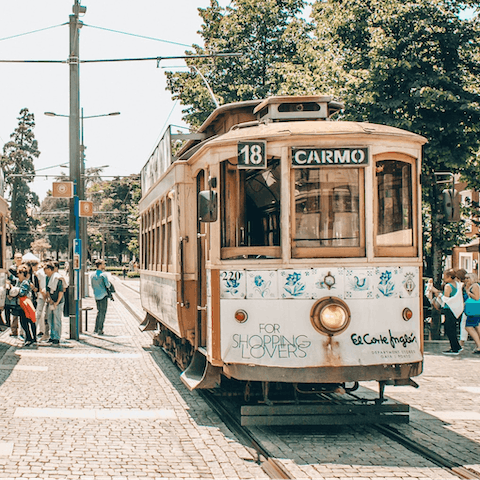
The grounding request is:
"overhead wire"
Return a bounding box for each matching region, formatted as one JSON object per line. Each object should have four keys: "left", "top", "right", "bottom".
{"left": 83, "top": 24, "right": 192, "bottom": 48}
{"left": 0, "top": 23, "right": 67, "bottom": 42}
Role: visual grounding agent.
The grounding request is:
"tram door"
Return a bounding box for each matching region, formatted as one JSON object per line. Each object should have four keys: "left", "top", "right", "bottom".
{"left": 196, "top": 171, "right": 207, "bottom": 348}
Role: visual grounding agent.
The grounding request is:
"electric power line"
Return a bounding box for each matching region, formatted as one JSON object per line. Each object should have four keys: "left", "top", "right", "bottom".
{"left": 83, "top": 24, "right": 192, "bottom": 48}
{"left": 0, "top": 23, "right": 67, "bottom": 42}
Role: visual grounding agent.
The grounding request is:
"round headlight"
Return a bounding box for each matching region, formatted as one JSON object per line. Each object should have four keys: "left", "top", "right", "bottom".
{"left": 320, "top": 304, "right": 348, "bottom": 331}
{"left": 311, "top": 297, "right": 351, "bottom": 336}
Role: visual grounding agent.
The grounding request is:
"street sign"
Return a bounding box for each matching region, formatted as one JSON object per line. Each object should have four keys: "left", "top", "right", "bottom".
{"left": 52, "top": 181, "right": 74, "bottom": 198}
{"left": 79, "top": 200, "right": 93, "bottom": 217}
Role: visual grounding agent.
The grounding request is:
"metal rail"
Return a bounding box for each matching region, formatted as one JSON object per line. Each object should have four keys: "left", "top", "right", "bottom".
{"left": 113, "top": 284, "right": 293, "bottom": 479}
{"left": 374, "top": 424, "right": 480, "bottom": 480}
{"left": 200, "top": 390, "right": 294, "bottom": 479}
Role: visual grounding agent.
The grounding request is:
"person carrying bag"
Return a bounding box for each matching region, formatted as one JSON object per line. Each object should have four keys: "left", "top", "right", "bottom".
{"left": 432, "top": 268, "right": 463, "bottom": 355}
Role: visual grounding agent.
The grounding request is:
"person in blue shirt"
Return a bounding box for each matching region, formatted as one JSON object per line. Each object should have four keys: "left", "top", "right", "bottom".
{"left": 91, "top": 259, "right": 111, "bottom": 335}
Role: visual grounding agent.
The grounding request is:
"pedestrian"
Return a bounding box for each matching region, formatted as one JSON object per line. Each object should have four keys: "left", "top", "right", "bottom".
{"left": 6, "top": 252, "right": 23, "bottom": 336}
{"left": 455, "top": 268, "right": 469, "bottom": 348}
{"left": 16, "top": 264, "right": 36, "bottom": 347}
{"left": 463, "top": 273, "right": 480, "bottom": 354}
{"left": 122, "top": 265, "right": 127, "bottom": 280}
{"left": 44, "top": 262, "right": 65, "bottom": 345}
{"left": 34, "top": 260, "right": 49, "bottom": 341}
{"left": 91, "top": 259, "right": 111, "bottom": 335}
{"left": 432, "top": 268, "right": 463, "bottom": 355}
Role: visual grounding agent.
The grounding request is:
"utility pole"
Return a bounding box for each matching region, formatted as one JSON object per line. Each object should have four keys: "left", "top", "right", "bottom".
{"left": 69, "top": 0, "right": 85, "bottom": 340}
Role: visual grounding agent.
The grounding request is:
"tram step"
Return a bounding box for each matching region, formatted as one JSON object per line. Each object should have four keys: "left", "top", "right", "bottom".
{"left": 240, "top": 401, "right": 409, "bottom": 426}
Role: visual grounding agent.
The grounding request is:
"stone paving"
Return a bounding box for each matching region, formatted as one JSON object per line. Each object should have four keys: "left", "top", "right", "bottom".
{"left": 0, "top": 280, "right": 267, "bottom": 480}
{"left": 0, "top": 277, "right": 478, "bottom": 480}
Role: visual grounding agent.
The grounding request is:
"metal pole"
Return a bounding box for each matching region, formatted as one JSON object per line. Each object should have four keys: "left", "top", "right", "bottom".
{"left": 69, "top": 1, "right": 84, "bottom": 340}
{"left": 80, "top": 109, "right": 88, "bottom": 300}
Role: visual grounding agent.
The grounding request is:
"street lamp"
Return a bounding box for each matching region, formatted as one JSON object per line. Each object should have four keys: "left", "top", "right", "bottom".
{"left": 44, "top": 109, "right": 120, "bottom": 333}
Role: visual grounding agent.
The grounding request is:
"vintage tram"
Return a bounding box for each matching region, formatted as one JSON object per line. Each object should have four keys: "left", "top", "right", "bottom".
{"left": 139, "top": 95, "right": 426, "bottom": 418}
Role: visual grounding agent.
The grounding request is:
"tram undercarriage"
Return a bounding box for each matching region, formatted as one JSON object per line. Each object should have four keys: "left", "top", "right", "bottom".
{"left": 151, "top": 319, "right": 413, "bottom": 426}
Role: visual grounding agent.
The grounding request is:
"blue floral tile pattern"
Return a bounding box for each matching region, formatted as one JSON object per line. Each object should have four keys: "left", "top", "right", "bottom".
{"left": 279, "top": 270, "right": 310, "bottom": 298}
{"left": 377, "top": 269, "right": 396, "bottom": 297}
{"left": 246, "top": 271, "right": 278, "bottom": 299}
{"left": 344, "top": 268, "right": 374, "bottom": 299}
{"left": 220, "top": 270, "right": 246, "bottom": 299}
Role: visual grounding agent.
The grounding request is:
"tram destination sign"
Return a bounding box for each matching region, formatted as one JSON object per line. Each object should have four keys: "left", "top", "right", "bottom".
{"left": 292, "top": 147, "right": 369, "bottom": 167}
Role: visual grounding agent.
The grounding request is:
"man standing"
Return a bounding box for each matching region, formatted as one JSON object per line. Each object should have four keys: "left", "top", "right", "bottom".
{"left": 44, "top": 262, "right": 64, "bottom": 345}
{"left": 34, "top": 260, "right": 49, "bottom": 340}
{"left": 91, "top": 259, "right": 111, "bottom": 335}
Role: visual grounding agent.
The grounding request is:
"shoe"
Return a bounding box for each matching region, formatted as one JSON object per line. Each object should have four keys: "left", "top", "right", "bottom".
{"left": 473, "top": 349, "right": 480, "bottom": 354}
{"left": 9, "top": 333, "right": 17, "bottom": 337}
{"left": 51, "top": 339, "right": 59, "bottom": 345}
{"left": 37, "top": 332, "right": 44, "bottom": 336}
{"left": 443, "top": 349, "right": 461, "bottom": 355}
{"left": 23, "top": 341, "right": 32, "bottom": 347}
{"left": 47, "top": 339, "right": 54, "bottom": 343}
{"left": 97, "top": 331, "right": 104, "bottom": 335}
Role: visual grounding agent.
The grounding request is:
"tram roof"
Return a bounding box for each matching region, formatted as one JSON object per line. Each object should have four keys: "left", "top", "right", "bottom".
{"left": 177, "top": 96, "right": 427, "bottom": 161}
{"left": 181, "top": 119, "right": 427, "bottom": 159}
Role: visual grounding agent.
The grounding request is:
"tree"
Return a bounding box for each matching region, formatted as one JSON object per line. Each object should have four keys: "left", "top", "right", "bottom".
{"left": 31, "top": 238, "right": 51, "bottom": 260}
{"left": 165, "top": 0, "right": 309, "bottom": 126}
{"left": 86, "top": 174, "right": 140, "bottom": 263}
{"left": 39, "top": 192, "right": 69, "bottom": 260}
{"left": 310, "top": 0, "right": 480, "bottom": 284}
{"left": 1, "top": 108, "right": 40, "bottom": 252}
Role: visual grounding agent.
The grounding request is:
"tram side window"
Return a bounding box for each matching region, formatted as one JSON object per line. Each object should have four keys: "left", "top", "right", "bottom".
{"left": 294, "top": 168, "right": 361, "bottom": 249}
{"left": 221, "top": 158, "right": 281, "bottom": 257}
{"left": 376, "top": 160, "right": 413, "bottom": 247}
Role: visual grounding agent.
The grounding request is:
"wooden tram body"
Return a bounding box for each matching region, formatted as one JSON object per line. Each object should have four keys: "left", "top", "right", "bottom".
{"left": 139, "top": 95, "right": 426, "bottom": 408}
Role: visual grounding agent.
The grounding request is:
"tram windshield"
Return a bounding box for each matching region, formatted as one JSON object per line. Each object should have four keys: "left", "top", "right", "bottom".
{"left": 221, "top": 158, "right": 281, "bottom": 258}
{"left": 294, "top": 168, "right": 361, "bottom": 249}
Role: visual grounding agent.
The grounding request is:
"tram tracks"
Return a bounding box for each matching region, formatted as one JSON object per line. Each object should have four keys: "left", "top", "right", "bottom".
{"left": 114, "top": 285, "right": 480, "bottom": 480}
{"left": 374, "top": 424, "right": 480, "bottom": 480}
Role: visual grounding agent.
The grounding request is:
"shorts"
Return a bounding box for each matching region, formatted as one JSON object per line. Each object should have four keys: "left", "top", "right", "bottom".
{"left": 466, "top": 315, "right": 480, "bottom": 328}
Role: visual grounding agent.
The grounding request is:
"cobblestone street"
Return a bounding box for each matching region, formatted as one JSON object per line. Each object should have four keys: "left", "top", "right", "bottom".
{"left": 0, "top": 278, "right": 478, "bottom": 479}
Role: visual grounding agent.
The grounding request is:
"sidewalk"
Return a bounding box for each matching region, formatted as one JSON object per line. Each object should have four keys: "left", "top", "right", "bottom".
{"left": 0, "top": 289, "right": 266, "bottom": 479}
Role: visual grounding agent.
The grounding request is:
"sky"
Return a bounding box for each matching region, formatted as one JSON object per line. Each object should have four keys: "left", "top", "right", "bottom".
{"left": 0, "top": 0, "right": 231, "bottom": 202}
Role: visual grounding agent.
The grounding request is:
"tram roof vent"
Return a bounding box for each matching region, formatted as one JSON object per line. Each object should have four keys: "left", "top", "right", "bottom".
{"left": 253, "top": 95, "right": 344, "bottom": 122}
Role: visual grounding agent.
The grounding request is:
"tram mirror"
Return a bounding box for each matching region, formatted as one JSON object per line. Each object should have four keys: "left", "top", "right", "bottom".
{"left": 198, "top": 190, "right": 218, "bottom": 223}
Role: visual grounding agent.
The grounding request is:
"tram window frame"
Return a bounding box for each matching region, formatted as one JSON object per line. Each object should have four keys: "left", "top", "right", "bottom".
{"left": 291, "top": 167, "right": 366, "bottom": 258}
{"left": 374, "top": 153, "right": 418, "bottom": 257}
{"left": 220, "top": 157, "right": 282, "bottom": 260}
{"left": 155, "top": 202, "right": 161, "bottom": 270}
{"left": 161, "top": 198, "right": 167, "bottom": 271}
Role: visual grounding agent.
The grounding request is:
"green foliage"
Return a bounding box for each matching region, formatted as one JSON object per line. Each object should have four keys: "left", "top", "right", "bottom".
{"left": 39, "top": 186, "right": 69, "bottom": 258}
{"left": 310, "top": 0, "right": 480, "bottom": 285}
{"left": 87, "top": 173, "right": 140, "bottom": 262}
{"left": 165, "top": 0, "right": 309, "bottom": 126}
{"left": 1, "top": 108, "right": 40, "bottom": 252}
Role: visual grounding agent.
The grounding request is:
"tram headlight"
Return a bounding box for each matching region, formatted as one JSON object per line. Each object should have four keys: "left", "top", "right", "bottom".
{"left": 310, "top": 297, "right": 351, "bottom": 336}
